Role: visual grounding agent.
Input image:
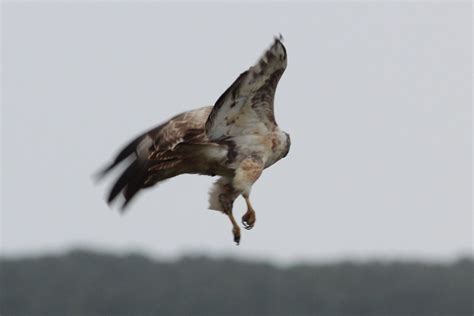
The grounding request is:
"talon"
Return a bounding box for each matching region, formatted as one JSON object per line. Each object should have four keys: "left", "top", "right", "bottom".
{"left": 241, "top": 211, "right": 256, "bottom": 230}
{"left": 242, "top": 220, "right": 252, "bottom": 230}
{"left": 232, "top": 227, "right": 241, "bottom": 245}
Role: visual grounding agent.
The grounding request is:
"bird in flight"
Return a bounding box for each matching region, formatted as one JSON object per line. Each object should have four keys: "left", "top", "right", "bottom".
{"left": 97, "top": 36, "right": 290, "bottom": 244}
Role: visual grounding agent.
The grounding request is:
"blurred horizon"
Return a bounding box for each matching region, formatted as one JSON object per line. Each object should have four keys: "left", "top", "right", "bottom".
{"left": 1, "top": 249, "right": 472, "bottom": 316}
{"left": 1, "top": 246, "right": 472, "bottom": 266}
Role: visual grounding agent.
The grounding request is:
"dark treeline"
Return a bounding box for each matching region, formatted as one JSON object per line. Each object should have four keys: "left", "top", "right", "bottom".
{"left": 0, "top": 250, "right": 472, "bottom": 316}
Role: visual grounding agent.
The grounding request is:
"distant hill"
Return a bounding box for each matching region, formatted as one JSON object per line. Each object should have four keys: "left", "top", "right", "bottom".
{"left": 1, "top": 250, "right": 472, "bottom": 316}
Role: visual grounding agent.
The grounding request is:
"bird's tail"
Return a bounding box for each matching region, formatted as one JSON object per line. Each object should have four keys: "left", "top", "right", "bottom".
{"left": 95, "top": 128, "right": 182, "bottom": 210}
{"left": 94, "top": 135, "right": 144, "bottom": 181}
{"left": 96, "top": 135, "right": 211, "bottom": 211}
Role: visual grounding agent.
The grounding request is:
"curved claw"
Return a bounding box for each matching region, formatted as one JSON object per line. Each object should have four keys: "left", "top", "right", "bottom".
{"left": 233, "top": 227, "right": 241, "bottom": 245}
{"left": 242, "top": 220, "right": 253, "bottom": 230}
{"left": 234, "top": 234, "right": 240, "bottom": 245}
{"left": 241, "top": 212, "right": 256, "bottom": 230}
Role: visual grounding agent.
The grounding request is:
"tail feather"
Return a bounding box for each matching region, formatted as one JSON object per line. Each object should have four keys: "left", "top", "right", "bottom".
{"left": 108, "top": 157, "right": 184, "bottom": 210}
{"left": 94, "top": 135, "right": 144, "bottom": 181}
{"left": 97, "top": 119, "right": 210, "bottom": 210}
{"left": 107, "top": 160, "right": 139, "bottom": 204}
{"left": 95, "top": 121, "right": 166, "bottom": 181}
{"left": 121, "top": 160, "right": 153, "bottom": 209}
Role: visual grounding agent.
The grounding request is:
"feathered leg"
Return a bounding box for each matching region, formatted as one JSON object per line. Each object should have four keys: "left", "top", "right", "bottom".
{"left": 233, "top": 156, "right": 263, "bottom": 231}
{"left": 209, "top": 177, "right": 241, "bottom": 244}
{"left": 209, "top": 157, "right": 264, "bottom": 243}
{"left": 219, "top": 192, "right": 241, "bottom": 245}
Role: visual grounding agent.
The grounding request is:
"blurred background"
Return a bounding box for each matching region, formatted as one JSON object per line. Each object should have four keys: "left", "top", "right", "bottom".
{"left": 1, "top": 1, "right": 472, "bottom": 315}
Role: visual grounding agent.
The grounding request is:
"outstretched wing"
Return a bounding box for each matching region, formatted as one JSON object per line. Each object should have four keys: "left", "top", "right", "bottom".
{"left": 205, "top": 37, "right": 287, "bottom": 140}
{"left": 96, "top": 107, "right": 212, "bottom": 209}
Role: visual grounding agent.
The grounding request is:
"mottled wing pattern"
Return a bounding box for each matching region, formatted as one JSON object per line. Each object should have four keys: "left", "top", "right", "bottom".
{"left": 205, "top": 37, "right": 287, "bottom": 140}
{"left": 97, "top": 107, "right": 212, "bottom": 209}
{"left": 147, "top": 107, "right": 212, "bottom": 161}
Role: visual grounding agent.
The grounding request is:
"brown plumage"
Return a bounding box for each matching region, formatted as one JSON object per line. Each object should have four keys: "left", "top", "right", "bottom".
{"left": 97, "top": 37, "right": 290, "bottom": 244}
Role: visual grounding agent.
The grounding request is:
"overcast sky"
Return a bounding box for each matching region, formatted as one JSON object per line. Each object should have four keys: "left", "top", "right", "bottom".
{"left": 1, "top": 1, "right": 471, "bottom": 263}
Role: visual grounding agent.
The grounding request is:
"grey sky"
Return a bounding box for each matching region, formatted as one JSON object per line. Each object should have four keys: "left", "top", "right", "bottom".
{"left": 1, "top": 1, "right": 471, "bottom": 263}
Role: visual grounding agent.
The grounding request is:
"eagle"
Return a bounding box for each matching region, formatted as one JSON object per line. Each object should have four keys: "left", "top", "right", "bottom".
{"left": 97, "top": 37, "right": 290, "bottom": 244}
